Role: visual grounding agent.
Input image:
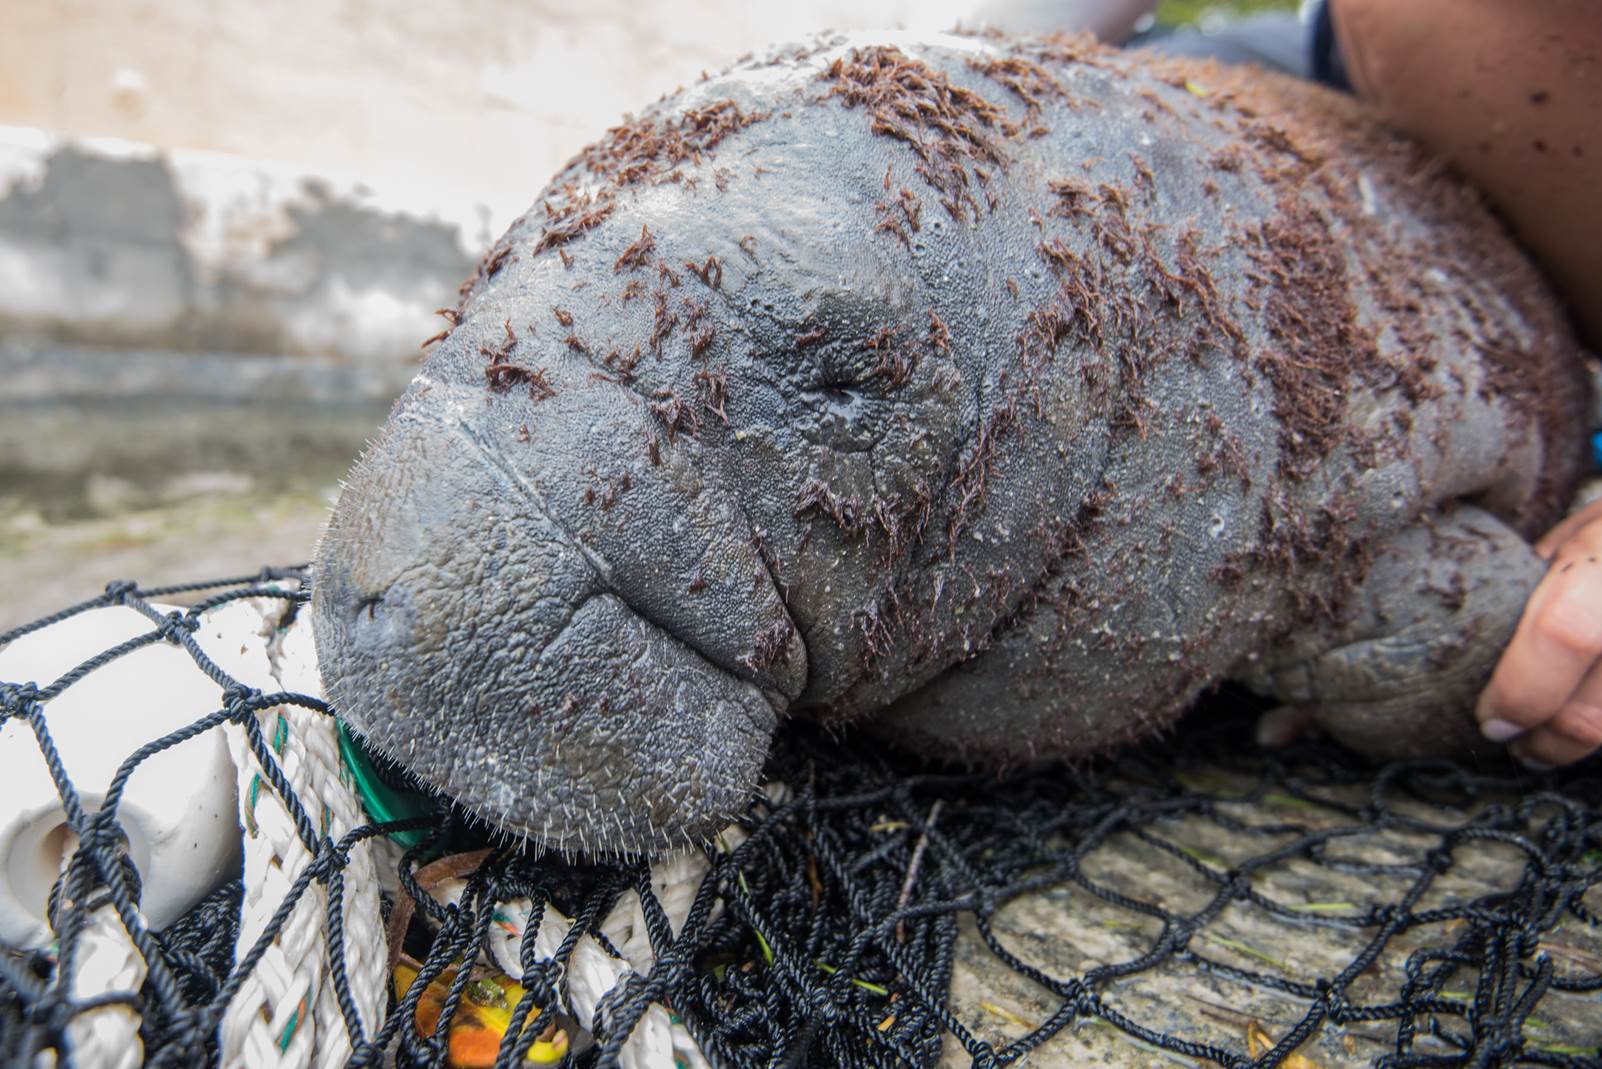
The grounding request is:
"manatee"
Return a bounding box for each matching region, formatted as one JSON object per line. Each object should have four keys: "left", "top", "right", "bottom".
{"left": 311, "top": 31, "right": 1591, "bottom": 855}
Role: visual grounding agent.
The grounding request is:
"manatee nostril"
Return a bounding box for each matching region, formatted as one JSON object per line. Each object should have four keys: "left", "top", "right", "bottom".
{"left": 354, "top": 593, "right": 385, "bottom": 622}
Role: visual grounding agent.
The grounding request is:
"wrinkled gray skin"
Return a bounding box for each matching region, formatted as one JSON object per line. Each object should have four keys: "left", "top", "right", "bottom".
{"left": 313, "top": 32, "right": 1590, "bottom": 855}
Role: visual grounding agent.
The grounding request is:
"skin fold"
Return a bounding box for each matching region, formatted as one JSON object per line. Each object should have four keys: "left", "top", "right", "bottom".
{"left": 312, "top": 31, "right": 1590, "bottom": 856}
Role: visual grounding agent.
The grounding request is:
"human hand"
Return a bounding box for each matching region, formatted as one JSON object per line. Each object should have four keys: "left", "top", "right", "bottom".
{"left": 1476, "top": 497, "right": 1602, "bottom": 768}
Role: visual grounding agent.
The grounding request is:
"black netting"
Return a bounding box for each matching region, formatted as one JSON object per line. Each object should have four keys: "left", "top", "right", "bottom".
{"left": 2, "top": 568, "right": 1599, "bottom": 1069}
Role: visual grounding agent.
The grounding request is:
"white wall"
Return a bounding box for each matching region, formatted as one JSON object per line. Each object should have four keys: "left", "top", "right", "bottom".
{"left": 1, "top": 0, "right": 973, "bottom": 229}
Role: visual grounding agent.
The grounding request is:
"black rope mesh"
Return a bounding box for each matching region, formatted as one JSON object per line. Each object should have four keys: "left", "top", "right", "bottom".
{"left": 1, "top": 568, "right": 1598, "bottom": 1068}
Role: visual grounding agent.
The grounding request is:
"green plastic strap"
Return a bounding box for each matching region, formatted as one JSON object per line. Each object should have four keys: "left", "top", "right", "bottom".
{"left": 335, "top": 719, "right": 435, "bottom": 850}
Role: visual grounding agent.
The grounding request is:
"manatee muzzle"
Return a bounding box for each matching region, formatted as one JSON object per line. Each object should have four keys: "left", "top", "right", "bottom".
{"left": 311, "top": 377, "right": 804, "bottom": 854}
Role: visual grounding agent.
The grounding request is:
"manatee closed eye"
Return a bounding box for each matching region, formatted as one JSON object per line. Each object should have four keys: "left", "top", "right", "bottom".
{"left": 312, "top": 31, "right": 1590, "bottom": 856}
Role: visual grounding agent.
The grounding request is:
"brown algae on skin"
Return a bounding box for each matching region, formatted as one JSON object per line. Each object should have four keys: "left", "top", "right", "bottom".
{"left": 821, "top": 45, "right": 1013, "bottom": 222}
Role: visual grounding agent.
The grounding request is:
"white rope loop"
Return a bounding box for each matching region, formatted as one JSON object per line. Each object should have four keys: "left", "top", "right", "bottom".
{"left": 212, "top": 598, "right": 386, "bottom": 1069}
{"left": 58, "top": 892, "right": 147, "bottom": 1069}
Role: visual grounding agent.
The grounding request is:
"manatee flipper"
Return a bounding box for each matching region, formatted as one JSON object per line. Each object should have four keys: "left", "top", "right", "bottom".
{"left": 1238, "top": 504, "right": 1545, "bottom": 760}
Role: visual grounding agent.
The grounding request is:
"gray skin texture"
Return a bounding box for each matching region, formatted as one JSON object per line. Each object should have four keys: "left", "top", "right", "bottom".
{"left": 312, "top": 31, "right": 1591, "bottom": 856}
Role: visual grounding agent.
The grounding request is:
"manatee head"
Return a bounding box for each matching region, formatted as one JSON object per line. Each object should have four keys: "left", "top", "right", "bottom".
{"left": 313, "top": 33, "right": 1110, "bottom": 853}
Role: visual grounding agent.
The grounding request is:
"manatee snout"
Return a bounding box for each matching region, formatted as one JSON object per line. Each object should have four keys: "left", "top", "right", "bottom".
{"left": 312, "top": 376, "right": 802, "bottom": 854}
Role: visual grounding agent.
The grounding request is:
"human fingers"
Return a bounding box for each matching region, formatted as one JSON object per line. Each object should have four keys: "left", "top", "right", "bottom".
{"left": 1476, "top": 520, "right": 1602, "bottom": 747}
{"left": 1534, "top": 496, "right": 1602, "bottom": 560}
{"left": 1508, "top": 670, "right": 1602, "bottom": 768}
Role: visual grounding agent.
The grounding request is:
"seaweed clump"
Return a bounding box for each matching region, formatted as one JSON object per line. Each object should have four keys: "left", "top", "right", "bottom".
{"left": 821, "top": 46, "right": 1015, "bottom": 222}
{"left": 532, "top": 99, "right": 770, "bottom": 256}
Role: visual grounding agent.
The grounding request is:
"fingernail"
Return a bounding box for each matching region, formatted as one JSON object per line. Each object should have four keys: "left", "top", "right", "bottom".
{"left": 1479, "top": 718, "right": 1525, "bottom": 743}
{"left": 1516, "top": 754, "right": 1556, "bottom": 772}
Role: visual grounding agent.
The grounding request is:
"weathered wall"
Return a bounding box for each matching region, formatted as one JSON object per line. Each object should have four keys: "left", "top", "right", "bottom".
{"left": 0, "top": 0, "right": 970, "bottom": 234}
{"left": 0, "top": 0, "right": 970, "bottom": 370}
{"left": 0, "top": 128, "right": 484, "bottom": 366}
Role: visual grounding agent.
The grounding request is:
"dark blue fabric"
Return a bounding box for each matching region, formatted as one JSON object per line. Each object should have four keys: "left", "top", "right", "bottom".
{"left": 1308, "top": 0, "right": 1353, "bottom": 92}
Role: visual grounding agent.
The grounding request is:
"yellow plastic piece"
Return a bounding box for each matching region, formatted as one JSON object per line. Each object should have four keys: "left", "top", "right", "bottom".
{"left": 393, "top": 958, "right": 569, "bottom": 1067}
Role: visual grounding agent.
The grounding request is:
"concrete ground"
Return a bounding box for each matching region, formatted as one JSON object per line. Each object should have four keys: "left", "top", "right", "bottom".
{"left": 1, "top": 350, "right": 388, "bottom": 630}
{"left": 0, "top": 493, "right": 332, "bottom": 631}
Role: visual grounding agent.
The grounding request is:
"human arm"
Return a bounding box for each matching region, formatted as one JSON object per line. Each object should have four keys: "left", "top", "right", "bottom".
{"left": 1329, "top": 0, "right": 1602, "bottom": 346}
